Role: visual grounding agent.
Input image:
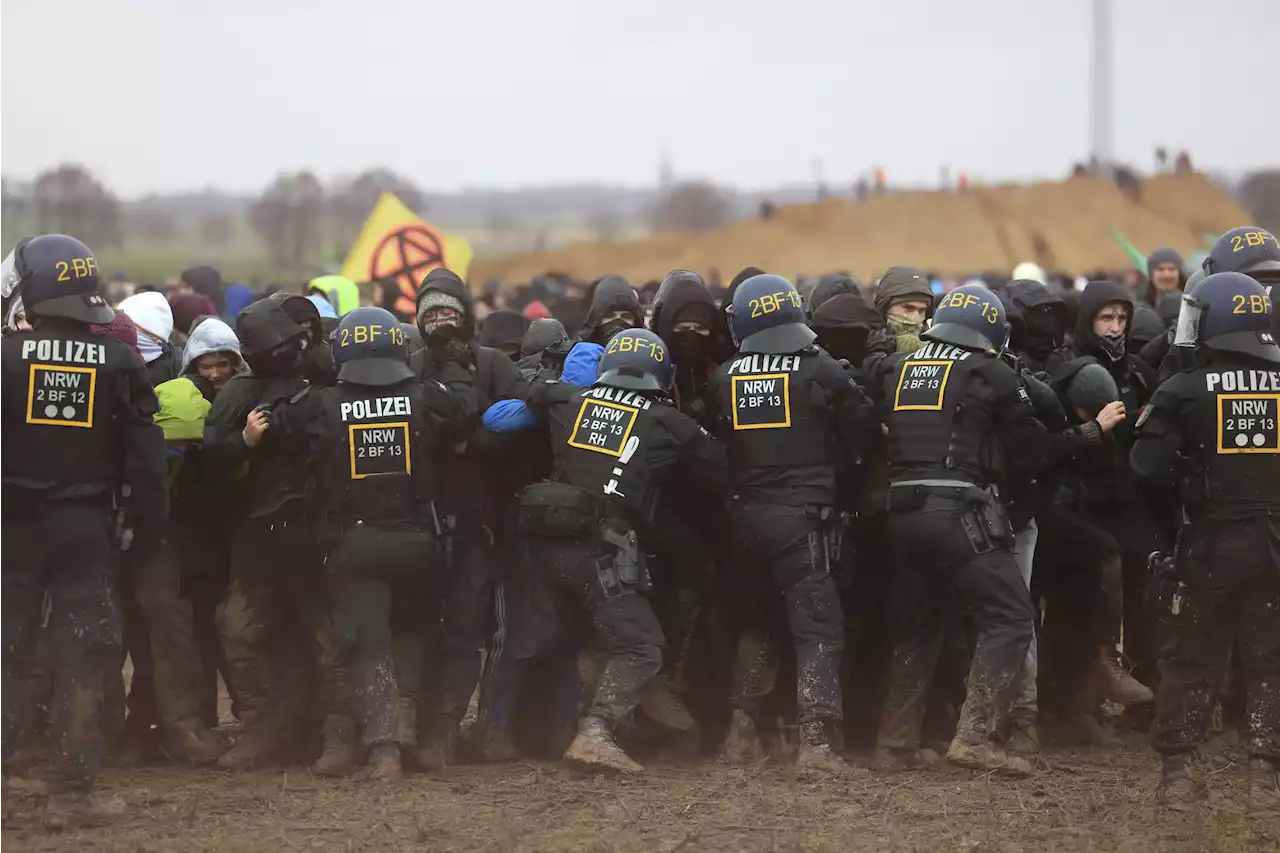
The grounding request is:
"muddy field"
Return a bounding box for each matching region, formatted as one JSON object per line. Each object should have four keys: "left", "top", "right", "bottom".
{"left": 4, "top": 734, "right": 1276, "bottom": 853}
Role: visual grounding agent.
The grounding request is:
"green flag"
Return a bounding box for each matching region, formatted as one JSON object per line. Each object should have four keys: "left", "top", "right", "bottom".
{"left": 1109, "top": 226, "right": 1148, "bottom": 274}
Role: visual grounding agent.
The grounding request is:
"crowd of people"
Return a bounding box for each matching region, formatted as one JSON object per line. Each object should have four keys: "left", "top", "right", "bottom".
{"left": 1, "top": 225, "right": 1277, "bottom": 829}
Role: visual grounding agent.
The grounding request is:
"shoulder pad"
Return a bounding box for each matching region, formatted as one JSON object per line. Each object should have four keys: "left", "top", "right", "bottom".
{"left": 289, "top": 387, "right": 311, "bottom": 405}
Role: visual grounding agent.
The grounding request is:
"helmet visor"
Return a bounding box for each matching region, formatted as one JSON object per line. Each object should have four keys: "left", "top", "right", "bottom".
{"left": 1173, "top": 294, "right": 1203, "bottom": 348}
{"left": 1, "top": 248, "right": 19, "bottom": 299}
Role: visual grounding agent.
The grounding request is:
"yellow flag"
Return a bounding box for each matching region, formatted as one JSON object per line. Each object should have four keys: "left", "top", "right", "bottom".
{"left": 339, "top": 191, "right": 474, "bottom": 319}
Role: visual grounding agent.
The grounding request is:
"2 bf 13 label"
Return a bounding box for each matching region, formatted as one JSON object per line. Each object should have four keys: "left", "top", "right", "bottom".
{"left": 349, "top": 421, "right": 411, "bottom": 478}
{"left": 1216, "top": 394, "right": 1279, "bottom": 453}
{"left": 731, "top": 373, "right": 791, "bottom": 430}
{"left": 568, "top": 399, "right": 639, "bottom": 456}
{"left": 25, "top": 363, "right": 97, "bottom": 428}
{"left": 894, "top": 360, "right": 953, "bottom": 411}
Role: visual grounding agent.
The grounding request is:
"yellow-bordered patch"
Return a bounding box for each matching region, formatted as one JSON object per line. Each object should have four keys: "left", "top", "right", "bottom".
{"left": 567, "top": 398, "right": 639, "bottom": 456}
{"left": 25, "top": 363, "right": 97, "bottom": 428}
{"left": 348, "top": 421, "right": 412, "bottom": 478}
{"left": 731, "top": 373, "right": 792, "bottom": 430}
{"left": 893, "top": 360, "right": 954, "bottom": 412}
{"left": 1216, "top": 394, "right": 1279, "bottom": 454}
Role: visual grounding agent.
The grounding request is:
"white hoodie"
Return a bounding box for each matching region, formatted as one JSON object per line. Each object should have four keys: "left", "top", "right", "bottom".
{"left": 117, "top": 292, "right": 175, "bottom": 364}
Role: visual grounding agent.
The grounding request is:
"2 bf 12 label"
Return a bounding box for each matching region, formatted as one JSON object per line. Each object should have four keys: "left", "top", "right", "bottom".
{"left": 25, "top": 363, "right": 97, "bottom": 428}
{"left": 349, "top": 421, "right": 411, "bottom": 478}
{"left": 1217, "top": 394, "right": 1279, "bottom": 454}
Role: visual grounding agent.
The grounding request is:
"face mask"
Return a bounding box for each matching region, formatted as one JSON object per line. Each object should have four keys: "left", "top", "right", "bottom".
{"left": 427, "top": 323, "right": 463, "bottom": 346}
{"left": 595, "top": 318, "right": 632, "bottom": 345}
{"left": 1099, "top": 332, "right": 1127, "bottom": 362}
{"left": 669, "top": 330, "right": 709, "bottom": 363}
{"left": 886, "top": 313, "right": 923, "bottom": 338}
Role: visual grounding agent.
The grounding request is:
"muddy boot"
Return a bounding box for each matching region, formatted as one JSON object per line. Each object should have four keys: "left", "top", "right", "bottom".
{"left": 640, "top": 675, "right": 697, "bottom": 732}
{"left": 311, "top": 715, "right": 357, "bottom": 777}
{"left": 796, "top": 721, "right": 854, "bottom": 778}
{"left": 163, "top": 724, "right": 224, "bottom": 766}
{"left": 1094, "top": 649, "right": 1153, "bottom": 707}
{"left": 946, "top": 738, "right": 1032, "bottom": 777}
{"left": 396, "top": 696, "right": 418, "bottom": 757}
{"left": 1005, "top": 722, "right": 1042, "bottom": 757}
{"left": 44, "top": 790, "right": 127, "bottom": 829}
{"left": 216, "top": 712, "right": 278, "bottom": 771}
{"left": 416, "top": 717, "right": 460, "bottom": 772}
{"left": 722, "top": 709, "right": 762, "bottom": 763}
{"left": 872, "top": 746, "right": 941, "bottom": 771}
{"left": 366, "top": 743, "right": 402, "bottom": 781}
{"left": 563, "top": 716, "right": 643, "bottom": 774}
{"left": 1156, "top": 753, "right": 1205, "bottom": 808}
{"left": 1246, "top": 759, "right": 1280, "bottom": 812}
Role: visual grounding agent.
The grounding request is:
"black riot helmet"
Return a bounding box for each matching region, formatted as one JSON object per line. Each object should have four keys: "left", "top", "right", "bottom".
{"left": 8, "top": 234, "right": 114, "bottom": 324}
{"left": 596, "top": 328, "right": 673, "bottom": 393}
{"left": 1203, "top": 227, "right": 1280, "bottom": 285}
{"left": 1174, "top": 271, "right": 1278, "bottom": 363}
{"left": 236, "top": 298, "right": 310, "bottom": 375}
{"left": 333, "top": 306, "right": 414, "bottom": 386}
{"left": 924, "top": 283, "right": 1010, "bottom": 352}
{"left": 729, "top": 274, "right": 816, "bottom": 354}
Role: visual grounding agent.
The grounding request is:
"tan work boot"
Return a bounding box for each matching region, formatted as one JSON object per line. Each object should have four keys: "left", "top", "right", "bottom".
{"left": 396, "top": 696, "right": 418, "bottom": 756}
{"left": 722, "top": 709, "right": 762, "bottom": 763}
{"left": 164, "top": 725, "right": 224, "bottom": 766}
{"left": 366, "top": 743, "right": 402, "bottom": 782}
{"left": 796, "top": 721, "right": 855, "bottom": 778}
{"left": 873, "top": 746, "right": 942, "bottom": 771}
{"left": 1156, "top": 754, "right": 1206, "bottom": 809}
{"left": 311, "top": 714, "right": 357, "bottom": 777}
{"left": 946, "top": 739, "right": 1033, "bottom": 777}
{"left": 216, "top": 713, "right": 278, "bottom": 771}
{"left": 1005, "top": 722, "right": 1042, "bottom": 757}
{"left": 1095, "top": 649, "right": 1153, "bottom": 707}
{"left": 1246, "top": 759, "right": 1280, "bottom": 813}
{"left": 563, "top": 717, "right": 642, "bottom": 774}
{"left": 44, "top": 791, "right": 127, "bottom": 829}
{"left": 639, "top": 676, "right": 697, "bottom": 732}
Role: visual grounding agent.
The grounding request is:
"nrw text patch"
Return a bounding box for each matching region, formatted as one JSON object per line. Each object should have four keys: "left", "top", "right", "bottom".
{"left": 26, "top": 363, "right": 97, "bottom": 428}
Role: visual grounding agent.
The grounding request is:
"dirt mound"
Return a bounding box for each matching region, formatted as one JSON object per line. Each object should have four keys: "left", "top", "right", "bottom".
{"left": 473, "top": 173, "right": 1251, "bottom": 284}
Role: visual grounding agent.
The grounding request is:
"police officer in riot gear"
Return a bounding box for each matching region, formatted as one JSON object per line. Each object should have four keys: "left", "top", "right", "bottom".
{"left": 510, "top": 329, "right": 727, "bottom": 773}
{"left": 1131, "top": 271, "right": 1280, "bottom": 808}
{"left": 874, "top": 283, "right": 1126, "bottom": 776}
{"left": 2, "top": 234, "right": 166, "bottom": 824}
{"left": 261, "top": 307, "right": 476, "bottom": 779}
{"left": 704, "top": 274, "right": 874, "bottom": 775}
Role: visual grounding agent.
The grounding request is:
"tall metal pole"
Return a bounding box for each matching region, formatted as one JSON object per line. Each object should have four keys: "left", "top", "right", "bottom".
{"left": 1091, "top": 0, "right": 1114, "bottom": 179}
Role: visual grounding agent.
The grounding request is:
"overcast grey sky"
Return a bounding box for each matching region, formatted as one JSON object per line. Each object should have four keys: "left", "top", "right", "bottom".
{"left": 2, "top": 0, "right": 1274, "bottom": 196}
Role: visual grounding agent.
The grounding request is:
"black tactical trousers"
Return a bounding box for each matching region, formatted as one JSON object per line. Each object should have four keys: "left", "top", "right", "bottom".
{"left": 1152, "top": 516, "right": 1280, "bottom": 763}
{"left": 2, "top": 500, "right": 121, "bottom": 792}
{"left": 1033, "top": 505, "right": 1124, "bottom": 713}
{"left": 414, "top": 533, "right": 492, "bottom": 736}
{"left": 728, "top": 502, "right": 845, "bottom": 727}
{"left": 526, "top": 536, "right": 664, "bottom": 728}
{"left": 878, "top": 496, "right": 1035, "bottom": 750}
{"left": 220, "top": 507, "right": 345, "bottom": 744}
{"left": 325, "top": 523, "right": 439, "bottom": 748}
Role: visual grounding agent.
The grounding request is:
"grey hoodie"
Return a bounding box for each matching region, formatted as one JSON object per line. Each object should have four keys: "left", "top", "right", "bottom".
{"left": 180, "top": 317, "right": 243, "bottom": 375}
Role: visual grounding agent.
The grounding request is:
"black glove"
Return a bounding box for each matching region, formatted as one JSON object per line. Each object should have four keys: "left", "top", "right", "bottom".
{"left": 865, "top": 327, "right": 896, "bottom": 359}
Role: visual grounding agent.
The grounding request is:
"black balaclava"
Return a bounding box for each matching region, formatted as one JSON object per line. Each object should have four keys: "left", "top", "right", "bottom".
{"left": 584, "top": 275, "right": 642, "bottom": 345}
{"left": 478, "top": 308, "right": 527, "bottom": 359}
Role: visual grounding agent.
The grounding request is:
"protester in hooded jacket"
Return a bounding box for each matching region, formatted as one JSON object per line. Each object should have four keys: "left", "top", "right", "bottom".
{"left": 405, "top": 268, "right": 516, "bottom": 769}
{"left": 1045, "top": 280, "right": 1165, "bottom": 700}
{"left": 119, "top": 292, "right": 183, "bottom": 387}
{"left": 805, "top": 273, "right": 859, "bottom": 321}
{"left": 650, "top": 270, "right": 732, "bottom": 417}
{"left": 478, "top": 309, "right": 528, "bottom": 361}
{"left": 871, "top": 266, "right": 934, "bottom": 354}
{"left": 179, "top": 265, "right": 228, "bottom": 321}
{"left": 576, "top": 275, "right": 643, "bottom": 345}
{"left": 110, "top": 376, "right": 228, "bottom": 767}
{"left": 516, "top": 318, "right": 570, "bottom": 380}
{"left": 267, "top": 292, "right": 337, "bottom": 385}
{"left": 180, "top": 317, "right": 245, "bottom": 396}
{"left": 1142, "top": 248, "right": 1186, "bottom": 307}
{"left": 168, "top": 292, "right": 217, "bottom": 345}
{"left": 203, "top": 299, "right": 349, "bottom": 775}
{"left": 996, "top": 279, "right": 1070, "bottom": 374}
